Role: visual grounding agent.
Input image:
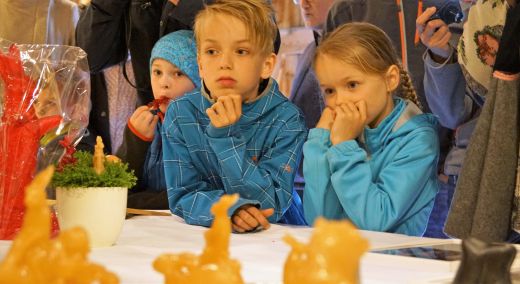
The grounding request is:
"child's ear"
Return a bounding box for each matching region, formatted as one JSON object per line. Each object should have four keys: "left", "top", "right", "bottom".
{"left": 385, "top": 64, "right": 400, "bottom": 93}
{"left": 260, "top": 53, "right": 277, "bottom": 79}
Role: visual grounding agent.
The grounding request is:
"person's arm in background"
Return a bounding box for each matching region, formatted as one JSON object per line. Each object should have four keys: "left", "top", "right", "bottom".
{"left": 417, "top": 7, "right": 472, "bottom": 129}
{"left": 76, "top": 0, "right": 129, "bottom": 73}
{"left": 159, "top": 0, "right": 205, "bottom": 36}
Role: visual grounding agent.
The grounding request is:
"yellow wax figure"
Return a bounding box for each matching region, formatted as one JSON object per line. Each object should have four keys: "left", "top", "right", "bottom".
{"left": 93, "top": 136, "right": 106, "bottom": 174}
{"left": 154, "top": 194, "right": 244, "bottom": 284}
{"left": 0, "top": 166, "right": 119, "bottom": 284}
{"left": 284, "top": 218, "right": 369, "bottom": 284}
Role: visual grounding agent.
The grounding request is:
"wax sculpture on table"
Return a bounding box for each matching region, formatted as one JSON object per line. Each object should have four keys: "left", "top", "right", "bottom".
{"left": 0, "top": 166, "right": 119, "bottom": 283}
{"left": 154, "top": 194, "right": 244, "bottom": 284}
{"left": 284, "top": 218, "right": 369, "bottom": 284}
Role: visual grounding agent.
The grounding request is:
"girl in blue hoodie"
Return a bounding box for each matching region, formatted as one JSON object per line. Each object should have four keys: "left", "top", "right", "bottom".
{"left": 303, "top": 22, "right": 439, "bottom": 236}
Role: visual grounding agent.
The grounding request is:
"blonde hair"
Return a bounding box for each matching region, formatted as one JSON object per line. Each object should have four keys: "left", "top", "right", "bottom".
{"left": 194, "top": 0, "right": 276, "bottom": 56}
{"left": 314, "top": 22, "right": 420, "bottom": 107}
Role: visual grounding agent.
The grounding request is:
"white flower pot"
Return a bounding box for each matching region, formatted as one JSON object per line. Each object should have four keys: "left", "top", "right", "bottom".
{"left": 56, "top": 187, "right": 128, "bottom": 248}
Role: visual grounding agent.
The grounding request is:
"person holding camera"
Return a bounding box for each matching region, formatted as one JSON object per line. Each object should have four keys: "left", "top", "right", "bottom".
{"left": 417, "top": 0, "right": 518, "bottom": 241}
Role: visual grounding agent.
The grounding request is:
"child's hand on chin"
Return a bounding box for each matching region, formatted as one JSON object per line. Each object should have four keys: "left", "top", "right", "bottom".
{"left": 206, "top": 94, "right": 243, "bottom": 128}
{"left": 316, "top": 107, "right": 335, "bottom": 131}
{"left": 231, "top": 204, "right": 274, "bottom": 233}
{"left": 330, "top": 100, "right": 367, "bottom": 145}
{"left": 129, "top": 105, "right": 159, "bottom": 140}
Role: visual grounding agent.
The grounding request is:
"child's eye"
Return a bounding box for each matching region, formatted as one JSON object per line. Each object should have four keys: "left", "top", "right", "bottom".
{"left": 346, "top": 81, "right": 359, "bottom": 90}
{"left": 205, "top": 49, "right": 218, "bottom": 55}
{"left": 323, "top": 88, "right": 335, "bottom": 96}
{"left": 236, "top": 49, "right": 249, "bottom": 55}
{"left": 152, "top": 69, "right": 162, "bottom": 76}
{"left": 173, "top": 71, "right": 185, "bottom": 77}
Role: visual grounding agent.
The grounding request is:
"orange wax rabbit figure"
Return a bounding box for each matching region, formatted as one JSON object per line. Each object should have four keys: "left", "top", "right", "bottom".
{"left": 154, "top": 194, "right": 244, "bottom": 284}
{"left": 284, "top": 218, "right": 369, "bottom": 284}
{"left": 0, "top": 166, "right": 119, "bottom": 284}
{"left": 0, "top": 42, "right": 90, "bottom": 239}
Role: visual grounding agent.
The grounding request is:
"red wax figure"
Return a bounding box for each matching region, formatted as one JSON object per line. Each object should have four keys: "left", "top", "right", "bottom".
{"left": 147, "top": 96, "right": 171, "bottom": 121}
{"left": 0, "top": 44, "right": 61, "bottom": 239}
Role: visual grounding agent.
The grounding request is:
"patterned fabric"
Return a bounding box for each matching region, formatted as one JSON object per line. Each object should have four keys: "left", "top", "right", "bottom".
{"left": 149, "top": 30, "right": 201, "bottom": 89}
{"left": 162, "top": 79, "right": 307, "bottom": 226}
{"left": 105, "top": 60, "right": 137, "bottom": 154}
{"left": 457, "top": 0, "right": 507, "bottom": 97}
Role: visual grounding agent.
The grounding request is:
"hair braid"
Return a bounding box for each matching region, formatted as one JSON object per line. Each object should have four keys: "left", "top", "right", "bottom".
{"left": 398, "top": 66, "right": 421, "bottom": 109}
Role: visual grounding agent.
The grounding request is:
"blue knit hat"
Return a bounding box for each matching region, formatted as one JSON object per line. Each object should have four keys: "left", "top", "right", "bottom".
{"left": 150, "top": 30, "right": 201, "bottom": 89}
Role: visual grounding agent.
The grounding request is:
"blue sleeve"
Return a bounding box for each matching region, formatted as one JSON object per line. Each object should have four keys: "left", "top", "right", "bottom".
{"left": 302, "top": 128, "right": 345, "bottom": 225}
{"left": 423, "top": 50, "right": 472, "bottom": 129}
{"left": 162, "top": 106, "right": 256, "bottom": 227}
{"left": 327, "top": 128, "right": 439, "bottom": 232}
{"left": 205, "top": 111, "right": 307, "bottom": 223}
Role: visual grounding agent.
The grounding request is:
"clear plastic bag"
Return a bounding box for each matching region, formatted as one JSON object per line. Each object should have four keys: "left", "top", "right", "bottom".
{"left": 0, "top": 38, "right": 90, "bottom": 239}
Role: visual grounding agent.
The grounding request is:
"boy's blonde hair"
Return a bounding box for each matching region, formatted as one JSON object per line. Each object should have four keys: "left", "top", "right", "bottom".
{"left": 314, "top": 22, "right": 420, "bottom": 107}
{"left": 194, "top": 0, "right": 276, "bottom": 56}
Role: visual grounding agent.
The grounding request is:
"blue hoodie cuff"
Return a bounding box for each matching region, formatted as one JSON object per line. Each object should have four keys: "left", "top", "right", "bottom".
{"left": 329, "top": 140, "right": 360, "bottom": 155}
{"left": 308, "top": 128, "right": 331, "bottom": 140}
{"left": 206, "top": 123, "right": 239, "bottom": 138}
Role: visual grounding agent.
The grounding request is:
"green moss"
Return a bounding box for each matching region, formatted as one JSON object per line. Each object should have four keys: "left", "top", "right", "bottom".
{"left": 51, "top": 151, "right": 137, "bottom": 188}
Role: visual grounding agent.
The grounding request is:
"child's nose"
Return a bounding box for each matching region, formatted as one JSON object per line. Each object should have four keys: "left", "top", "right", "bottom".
{"left": 219, "top": 53, "right": 232, "bottom": 70}
{"left": 160, "top": 77, "right": 170, "bottom": 89}
{"left": 335, "top": 93, "right": 352, "bottom": 105}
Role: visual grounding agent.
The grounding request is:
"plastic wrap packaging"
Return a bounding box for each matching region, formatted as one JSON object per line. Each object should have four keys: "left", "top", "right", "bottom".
{"left": 0, "top": 38, "right": 91, "bottom": 240}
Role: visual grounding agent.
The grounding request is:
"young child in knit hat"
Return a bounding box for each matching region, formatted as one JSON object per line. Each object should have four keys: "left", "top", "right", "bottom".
{"left": 116, "top": 30, "right": 201, "bottom": 209}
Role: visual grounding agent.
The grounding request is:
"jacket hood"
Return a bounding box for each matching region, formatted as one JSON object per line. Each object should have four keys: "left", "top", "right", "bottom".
{"left": 360, "top": 97, "right": 438, "bottom": 153}
{"left": 182, "top": 78, "right": 289, "bottom": 125}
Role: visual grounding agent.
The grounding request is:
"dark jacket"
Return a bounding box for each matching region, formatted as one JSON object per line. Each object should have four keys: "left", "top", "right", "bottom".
{"left": 117, "top": 122, "right": 169, "bottom": 209}
{"left": 76, "top": 0, "right": 208, "bottom": 104}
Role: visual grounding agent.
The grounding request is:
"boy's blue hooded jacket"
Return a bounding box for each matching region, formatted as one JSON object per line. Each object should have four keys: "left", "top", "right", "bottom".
{"left": 162, "top": 79, "right": 307, "bottom": 226}
{"left": 303, "top": 98, "right": 439, "bottom": 236}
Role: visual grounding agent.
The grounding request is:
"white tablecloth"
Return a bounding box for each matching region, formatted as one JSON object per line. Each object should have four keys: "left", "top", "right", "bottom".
{"left": 0, "top": 214, "right": 461, "bottom": 284}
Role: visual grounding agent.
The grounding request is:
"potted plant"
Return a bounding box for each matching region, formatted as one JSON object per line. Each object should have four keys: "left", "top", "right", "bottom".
{"left": 52, "top": 136, "right": 136, "bottom": 247}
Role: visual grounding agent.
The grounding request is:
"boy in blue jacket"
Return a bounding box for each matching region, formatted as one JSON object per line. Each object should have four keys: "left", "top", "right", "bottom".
{"left": 162, "top": 0, "right": 307, "bottom": 232}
